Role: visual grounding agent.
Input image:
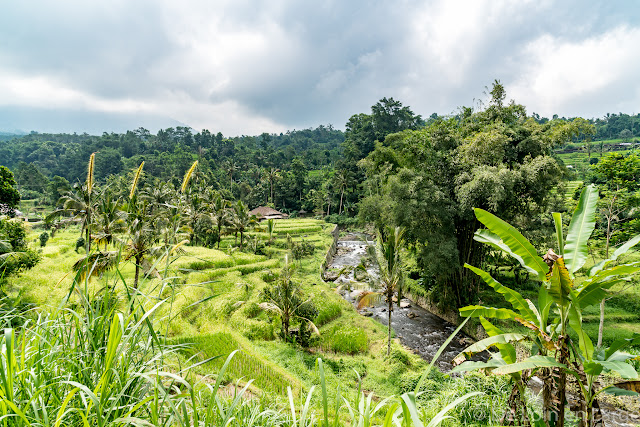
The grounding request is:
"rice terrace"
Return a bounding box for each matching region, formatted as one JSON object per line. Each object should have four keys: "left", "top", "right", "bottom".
{"left": 1, "top": 2, "right": 640, "bottom": 426}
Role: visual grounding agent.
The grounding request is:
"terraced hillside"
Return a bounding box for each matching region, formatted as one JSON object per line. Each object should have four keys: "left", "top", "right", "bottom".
{"left": 12, "top": 218, "right": 421, "bottom": 399}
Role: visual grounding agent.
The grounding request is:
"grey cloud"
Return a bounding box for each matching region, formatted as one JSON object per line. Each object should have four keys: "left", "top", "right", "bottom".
{"left": 1, "top": 0, "right": 639, "bottom": 134}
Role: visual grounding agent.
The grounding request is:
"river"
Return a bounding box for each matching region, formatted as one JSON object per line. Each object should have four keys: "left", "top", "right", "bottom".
{"left": 325, "top": 232, "right": 640, "bottom": 426}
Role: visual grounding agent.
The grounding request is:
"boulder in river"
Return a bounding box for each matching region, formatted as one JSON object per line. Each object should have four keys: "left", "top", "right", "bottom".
{"left": 399, "top": 299, "right": 411, "bottom": 308}
{"left": 407, "top": 311, "right": 418, "bottom": 319}
{"left": 350, "top": 289, "right": 364, "bottom": 300}
{"left": 324, "top": 270, "right": 340, "bottom": 281}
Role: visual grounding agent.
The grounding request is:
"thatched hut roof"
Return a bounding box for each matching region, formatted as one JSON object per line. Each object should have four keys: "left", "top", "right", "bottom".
{"left": 248, "top": 206, "right": 289, "bottom": 220}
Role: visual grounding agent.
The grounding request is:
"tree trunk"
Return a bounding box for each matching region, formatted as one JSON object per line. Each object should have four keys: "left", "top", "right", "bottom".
{"left": 85, "top": 222, "right": 91, "bottom": 254}
{"left": 338, "top": 187, "right": 344, "bottom": 215}
{"left": 270, "top": 178, "right": 274, "bottom": 204}
{"left": 133, "top": 254, "right": 142, "bottom": 289}
{"left": 387, "top": 300, "right": 392, "bottom": 356}
{"left": 598, "top": 207, "right": 614, "bottom": 347}
{"left": 546, "top": 335, "right": 569, "bottom": 426}
{"left": 283, "top": 311, "right": 289, "bottom": 339}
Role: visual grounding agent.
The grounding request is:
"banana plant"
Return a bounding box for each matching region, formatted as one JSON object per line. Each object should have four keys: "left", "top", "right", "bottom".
{"left": 456, "top": 184, "right": 640, "bottom": 426}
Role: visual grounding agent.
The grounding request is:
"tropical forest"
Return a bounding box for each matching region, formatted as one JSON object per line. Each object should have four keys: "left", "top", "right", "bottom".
{"left": 1, "top": 82, "right": 640, "bottom": 427}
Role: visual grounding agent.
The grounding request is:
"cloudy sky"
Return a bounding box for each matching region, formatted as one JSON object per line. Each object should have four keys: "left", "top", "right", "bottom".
{"left": 1, "top": 0, "right": 639, "bottom": 135}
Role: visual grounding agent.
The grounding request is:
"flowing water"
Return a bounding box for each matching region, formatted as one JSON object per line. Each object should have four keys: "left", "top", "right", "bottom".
{"left": 327, "top": 233, "right": 476, "bottom": 372}
{"left": 326, "top": 233, "right": 640, "bottom": 425}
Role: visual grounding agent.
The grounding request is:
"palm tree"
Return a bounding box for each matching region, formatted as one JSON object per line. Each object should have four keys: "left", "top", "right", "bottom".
{"left": 259, "top": 256, "right": 318, "bottom": 339}
{"left": 46, "top": 154, "right": 97, "bottom": 254}
{"left": 124, "top": 197, "right": 159, "bottom": 290}
{"left": 211, "top": 195, "right": 229, "bottom": 249}
{"left": 359, "top": 226, "right": 405, "bottom": 356}
{"left": 334, "top": 169, "right": 350, "bottom": 215}
{"left": 228, "top": 200, "right": 257, "bottom": 249}
{"left": 93, "top": 191, "right": 125, "bottom": 251}
{"left": 265, "top": 166, "right": 280, "bottom": 205}
{"left": 222, "top": 160, "right": 238, "bottom": 191}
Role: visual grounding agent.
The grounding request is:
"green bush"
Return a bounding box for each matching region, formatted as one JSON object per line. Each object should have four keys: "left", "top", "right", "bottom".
{"left": 0, "top": 218, "right": 26, "bottom": 250}
{"left": 324, "top": 323, "right": 368, "bottom": 354}
{"left": 241, "top": 319, "right": 275, "bottom": 340}
{"left": 315, "top": 300, "right": 342, "bottom": 326}
{"left": 243, "top": 301, "right": 262, "bottom": 318}
{"left": 324, "top": 214, "right": 359, "bottom": 227}
{"left": 291, "top": 240, "right": 315, "bottom": 260}
{"left": 39, "top": 231, "right": 49, "bottom": 247}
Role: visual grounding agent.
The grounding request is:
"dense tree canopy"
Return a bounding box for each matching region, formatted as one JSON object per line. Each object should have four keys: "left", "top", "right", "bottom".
{"left": 0, "top": 166, "right": 20, "bottom": 212}
{"left": 358, "top": 82, "right": 576, "bottom": 306}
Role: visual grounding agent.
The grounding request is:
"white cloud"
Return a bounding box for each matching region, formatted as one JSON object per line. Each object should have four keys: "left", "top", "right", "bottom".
{"left": 0, "top": 1, "right": 639, "bottom": 134}
{"left": 509, "top": 26, "right": 640, "bottom": 117}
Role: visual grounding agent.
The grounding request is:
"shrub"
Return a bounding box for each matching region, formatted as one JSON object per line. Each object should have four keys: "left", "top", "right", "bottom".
{"left": 324, "top": 323, "right": 368, "bottom": 354}
{"left": 291, "top": 240, "right": 315, "bottom": 260}
{"left": 324, "top": 214, "right": 359, "bottom": 227}
{"left": 241, "top": 319, "right": 275, "bottom": 340}
{"left": 243, "top": 301, "right": 262, "bottom": 318}
{"left": 315, "top": 300, "right": 342, "bottom": 326}
{"left": 0, "top": 218, "right": 26, "bottom": 250}
{"left": 39, "top": 232, "right": 49, "bottom": 247}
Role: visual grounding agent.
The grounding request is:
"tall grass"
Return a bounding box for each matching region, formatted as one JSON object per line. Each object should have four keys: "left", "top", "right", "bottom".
{"left": 0, "top": 280, "right": 481, "bottom": 427}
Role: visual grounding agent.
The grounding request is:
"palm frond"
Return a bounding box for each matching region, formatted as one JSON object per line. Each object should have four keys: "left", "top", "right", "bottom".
{"left": 258, "top": 302, "right": 283, "bottom": 315}
{"left": 72, "top": 251, "right": 119, "bottom": 282}
{"left": 357, "top": 291, "right": 383, "bottom": 309}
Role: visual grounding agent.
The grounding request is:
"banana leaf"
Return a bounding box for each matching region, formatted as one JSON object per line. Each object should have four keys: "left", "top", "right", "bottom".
{"left": 473, "top": 208, "right": 548, "bottom": 281}
{"left": 459, "top": 305, "right": 519, "bottom": 320}
{"left": 563, "top": 184, "right": 598, "bottom": 274}
{"left": 546, "top": 257, "right": 573, "bottom": 308}
{"left": 589, "top": 234, "right": 640, "bottom": 276}
{"left": 451, "top": 359, "right": 506, "bottom": 373}
{"left": 458, "top": 333, "right": 525, "bottom": 357}
{"left": 465, "top": 264, "right": 537, "bottom": 322}
{"left": 492, "top": 355, "right": 566, "bottom": 375}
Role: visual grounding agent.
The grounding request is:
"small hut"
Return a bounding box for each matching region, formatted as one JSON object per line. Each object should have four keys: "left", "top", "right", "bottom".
{"left": 249, "top": 206, "right": 289, "bottom": 221}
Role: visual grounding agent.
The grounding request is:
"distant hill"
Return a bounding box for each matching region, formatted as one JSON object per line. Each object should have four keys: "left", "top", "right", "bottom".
{"left": 0, "top": 131, "right": 26, "bottom": 142}
{"left": 0, "top": 105, "right": 187, "bottom": 135}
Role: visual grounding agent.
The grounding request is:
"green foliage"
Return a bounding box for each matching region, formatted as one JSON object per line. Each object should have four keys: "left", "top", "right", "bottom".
{"left": 0, "top": 218, "right": 26, "bottom": 250}
{"left": 315, "top": 300, "right": 342, "bottom": 326}
{"left": 260, "top": 257, "right": 318, "bottom": 346}
{"left": 458, "top": 185, "right": 640, "bottom": 425}
{"left": 359, "top": 83, "right": 572, "bottom": 307}
{"left": 0, "top": 166, "right": 20, "bottom": 211}
{"left": 291, "top": 240, "right": 316, "bottom": 260}
{"left": 0, "top": 219, "right": 40, "bottom": 278}
{"left": 39, "top": 231, "right": 49, "bottom": 247}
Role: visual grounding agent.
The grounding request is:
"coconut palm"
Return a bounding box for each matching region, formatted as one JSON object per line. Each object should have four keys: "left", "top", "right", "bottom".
{"left": 204, "top": 195, "right": 228, "bottom": 249}
{"left": 124, "top": 197, "right": 159, "bottom": 290}
{"left": 358, "top": 226, "right": 405, "bottom": 356}
{"left": 265, "top": 166, "right": 280, "bottom": 204}
{"left": 228, "top": 200, "right": 257, "bottom": 249}
{"left": 47, "top": 153, "right": 97, "bottom": 254}
{"left": 93, "top": 191, "right": 125, "bottom": 251}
